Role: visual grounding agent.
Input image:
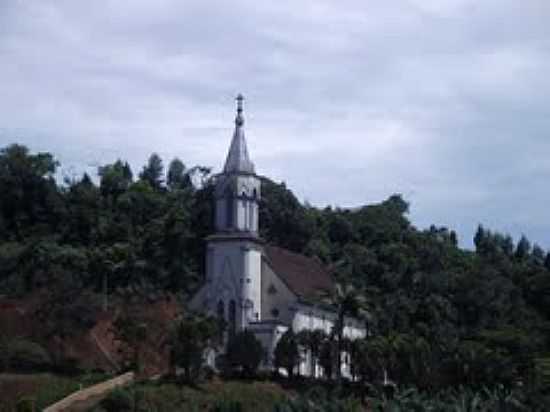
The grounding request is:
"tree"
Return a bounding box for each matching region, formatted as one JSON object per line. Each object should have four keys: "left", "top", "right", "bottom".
{"left": 65, "top": 173, "right": 101, "bottom": 245}
{"left": 98, "top": 160, "right": 133, "bottom": 198}
{"left": 545, "top": 252, "right": 550, "bottom": 271}
{"left": 327, "top": 214, "right": 354, "bottom": 245}
{"left": 384, "top": 194, "right": 409, "bottom": 215}
{"left": 259, "top": 179, "right": 314, "bottom": 252}
{"left": 274, "top": 329, "right": 301, "bottom": 379}
{"left": 349, "top": 338, "right": 377, "bottom": 384}
{"left": 167, "top": 158, "right": 191, "bottom": 191}
{"left": 139, "top": 153, "right": 164, "bottom": 190}
{"left": 322, "top": 282, "right": 368, "bottom": 381}
{"left": 296, "top": 329, "right": 326, "bottom": 378}
{"left": 515, "top": 235, "right": 531, "bottom": 260}
{"left": 0, "top": 144, "right": 60, "bottom": 238}
{"left": 318, "top": 335, "right": 337, "bottom": 380}
{"left": 112, "top": 314, "right": 148, "bottom": 373}
{"left": 474, "top": 225, "right": 485, "bottom": 254}
{"left": 225, "top": 330, "right": 264, "bottom": 377}
{"left": 449, "top": 230, "right": 458, "bottom": 247}
{"left": 532, "top": 244, "right": 545, "bottom": 265}
{"left": 503, "top": 235, "right": 515, "bottom": 257}
{"left": 168, "top": 315, "right": 217, "bottom": 383}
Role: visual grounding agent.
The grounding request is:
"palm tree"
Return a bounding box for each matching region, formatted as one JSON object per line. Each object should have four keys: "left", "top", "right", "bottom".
{"left": 297, "top": 329, "right": 327, "bottom": 378}
{"left": 368, "top": 332, "right": 415, "bottom": 385}
{"left": 321, "top": 282, "right": 369, "bottom": 381}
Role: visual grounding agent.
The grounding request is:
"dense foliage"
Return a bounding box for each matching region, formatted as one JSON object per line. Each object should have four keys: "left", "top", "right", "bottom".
{"left": 93, "top": 380, "right": 287, "bottom": 412}
{"left": 93, "top": 380, "right": 548, "bottom": 412}
{"left": 1, "top": 144, "right": 550, "bottom": 397}
{"left": 0, "top": 145, "right": 210, "bottom": 302}
{"left": 167, "top": 315, "right": 218, "bottom": 382}
{"left": 274, "top": 329, "right": 300, "bottom": 379}
{"left": 224, "top": 330, "right": 265, "bottom": 377}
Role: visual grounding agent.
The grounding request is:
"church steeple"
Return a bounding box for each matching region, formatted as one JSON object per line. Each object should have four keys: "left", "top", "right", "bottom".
{"left": 214, "top": 95, "right": 261, "bottom": 234}
{"left": 205, "top": 95, "right": 264, "bottom": 334}
{"left": 223, "top": 94, "right": 255, "bottom": 174}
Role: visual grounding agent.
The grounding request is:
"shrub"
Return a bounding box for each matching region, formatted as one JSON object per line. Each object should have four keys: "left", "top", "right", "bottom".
{"left": 201, "top": 364, "right": 217, "bottom": 381}
{"left": 8, "top": 339, "right": 52, "bottom": 372}
{"left": 273, "top": 395, "right": 362, "bottom": 412}
{"left": 15, "top": 398, "right": 36, "bottom": 412}
{"left": 274, "top": 330, "right": 300, "bottom": 379}
{"left": 168, "top": 315, "right": 218, "bottom": 383}
{"left": 99, "top": 387, "right": 133, "bottom": 412}
{"left": 211, "top": 399, "right": 244, "bottom": 412}
{"left": 225, "top": 330, "right": 264, "bottom": 378}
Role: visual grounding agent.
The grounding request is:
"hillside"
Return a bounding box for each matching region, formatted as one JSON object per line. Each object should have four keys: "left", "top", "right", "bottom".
{"left": 0, "top": 289, "right": 180, "bottom": 375}
{"left": 1, "top": 143, "right": 550, "bottom": 396}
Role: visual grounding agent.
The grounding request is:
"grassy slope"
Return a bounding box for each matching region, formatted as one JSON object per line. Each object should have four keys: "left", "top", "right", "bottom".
{"left": 92, "top": 379, "right": 290, "bottom": 412}
{"left": 536, "top": 357, "right": 550, "bottom": 388}
{"left": 0, "top": 372, "right": 107, "bottom": 412}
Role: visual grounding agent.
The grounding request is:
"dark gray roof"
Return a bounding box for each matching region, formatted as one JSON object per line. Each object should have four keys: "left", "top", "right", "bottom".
{"left": 264, "top": 245, "right": 335, "bottom": 301}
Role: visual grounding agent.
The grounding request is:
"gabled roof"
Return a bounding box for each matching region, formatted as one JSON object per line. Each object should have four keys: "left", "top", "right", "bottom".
{"left": 223, "top": 94, "right": 255, "bottom": 174}
{"left": 264, "top": 245, "right": 335, "bottom": 301}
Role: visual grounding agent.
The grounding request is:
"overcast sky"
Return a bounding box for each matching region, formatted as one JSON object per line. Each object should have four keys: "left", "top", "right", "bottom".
{"left": 1, "top": 0, "right": 549, "bottom": 249}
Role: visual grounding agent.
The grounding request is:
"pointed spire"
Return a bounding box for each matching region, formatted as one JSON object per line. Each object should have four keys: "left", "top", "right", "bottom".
{"left": 223, "top": 94, "right": 255, "bottom": 174}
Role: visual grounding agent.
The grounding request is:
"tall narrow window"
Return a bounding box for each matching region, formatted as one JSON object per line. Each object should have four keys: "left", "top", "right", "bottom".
{"left": 217, "top": 300, "right": 225, "bottom": 343}
{"left": 242, "top": 199, "right": 248, "bottom": 230}
{"left": 229, "top": 300, "right": 237, "bottom": 339}
{"left": 226, "top": 197, "right": 233, "bottom": 229}
{"left": 248, "top": 202, "right": 254, "bottom": 231}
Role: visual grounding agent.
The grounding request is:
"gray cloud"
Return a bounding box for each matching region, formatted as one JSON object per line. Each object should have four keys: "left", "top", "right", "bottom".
{"left": 1, "top": 0, "right": 549, "bottom": 248}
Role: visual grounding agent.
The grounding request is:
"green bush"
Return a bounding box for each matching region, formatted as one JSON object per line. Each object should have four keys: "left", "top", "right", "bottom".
{"left": 99, "top": 387, "right": 133, "bottom": 412}
{"left": 274, "top": 330, "right": 300, "bottom": 379}
{"left": 201, "top": 364, "right": 217, "bottom": 381}
{"left": 7, "top": 339, "right": 52, "bottom": 372}
{"left": 15, "top": 398, "right": 35, "bottom": 412}
{"left": 211, "top": 399, "right": 244, "bottom": 412}
{"left": 273, "top": 396, "right": 361, "bottom": 412}
{"left": 225, "top": 330, "right": 264, "bottom": 378}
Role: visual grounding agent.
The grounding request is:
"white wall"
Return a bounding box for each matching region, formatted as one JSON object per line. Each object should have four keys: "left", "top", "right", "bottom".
{"left": 292, "top": 304, "right": 366, "bottom": 340}
{"left": 260, "top": 259, "right": 296, "bottom": 324}
{"left": 246, "top": 248, "right": 262, "bottom": 321}
{"left": 204, "top": 240, "right": 264, "bottom": 329}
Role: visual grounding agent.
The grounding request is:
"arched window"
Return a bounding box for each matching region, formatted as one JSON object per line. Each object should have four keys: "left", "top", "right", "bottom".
{"left": 217, "top": 300, "right": 225, "bottom": 319}
{"left": 226, "top": 197, "right": 233, "bottom": 229}
{"left": 229, "top": 300, "right": 237, "bottom": 339}
{"left": 217, "top": 300, "right": 225, "bottom": 343}
{"left": 248, "top": 202, "right": 254, "bottom": 230}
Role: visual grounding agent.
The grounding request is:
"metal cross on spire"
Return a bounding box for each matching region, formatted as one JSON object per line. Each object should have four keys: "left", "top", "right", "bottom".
{"left": 236, "top": 93, "right": 244, "bottom": 111}
{"left": 235, "top": 94, "right": 245, "bottom": 126}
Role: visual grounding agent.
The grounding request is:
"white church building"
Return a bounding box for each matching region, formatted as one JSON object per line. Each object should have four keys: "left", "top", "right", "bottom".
{"left": 191, "top": 95, "right": 366, "bottom": 377}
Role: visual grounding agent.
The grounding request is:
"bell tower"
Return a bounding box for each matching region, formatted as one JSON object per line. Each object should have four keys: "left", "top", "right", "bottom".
{"left": 205, "top": 95, "right": 263, "bottom": 336}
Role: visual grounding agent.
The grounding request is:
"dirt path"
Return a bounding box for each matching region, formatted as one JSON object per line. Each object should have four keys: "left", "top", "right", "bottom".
{"left": 43, "top": 372, "right": 134, "bottom": 412}
{"left": 57, "top": 392, "right": 106, "bottom": 412}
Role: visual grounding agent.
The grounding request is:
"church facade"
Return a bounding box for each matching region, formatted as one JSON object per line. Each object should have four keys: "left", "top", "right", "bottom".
{"left": 191, "top": 95, "right": 365, "bottom": 377}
